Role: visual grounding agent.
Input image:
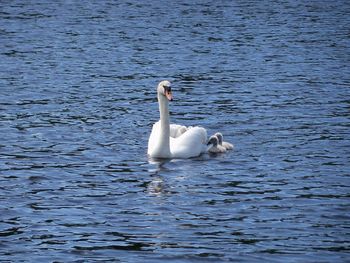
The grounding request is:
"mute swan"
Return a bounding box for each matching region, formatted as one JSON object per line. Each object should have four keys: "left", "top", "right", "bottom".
{"left": 215, "top": 132, "right": 234, "bottom": 150}
{"left": 148, "top": 80, "right": 233, "bottom": 158}
{"left": 148, "top": 80, "right": 210, "bottom": 159}
{"left": 207, "top": 135, "right": 227, "bottom": 153}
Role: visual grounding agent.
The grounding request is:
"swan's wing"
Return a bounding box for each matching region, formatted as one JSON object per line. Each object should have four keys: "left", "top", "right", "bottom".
{"left": 169, "top": 124, "right": 182, "bottom": 138}
{"left": 170, "top": 123, "right": 187, "bottom": 138}
{"left": 170, "top": 126, "right": 207, "bottom": 158}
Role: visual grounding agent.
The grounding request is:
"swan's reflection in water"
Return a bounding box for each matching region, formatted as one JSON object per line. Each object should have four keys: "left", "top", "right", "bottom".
{"left": 147, "top": 157, "right": 171, "bottom": 196}
{"left": 147, "top": 177, "right": 164, "bottom": 196}
{"left": 146, "top": 155, "right": 212, "bottom": 196}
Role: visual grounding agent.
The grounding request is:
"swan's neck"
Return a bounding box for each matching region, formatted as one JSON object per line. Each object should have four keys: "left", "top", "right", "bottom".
{"left": 157, "top": 93, "right": 171, "bottom": 157}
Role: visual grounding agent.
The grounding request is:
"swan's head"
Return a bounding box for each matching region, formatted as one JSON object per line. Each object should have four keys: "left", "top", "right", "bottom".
{"left": 215, "top": 132, "right": 223, "bottom": 145}
{"left": 207, "top": 135, "right": 219, "bottom": 147}
{"left": 157, "top": 80, "right": 173, "bottom": 101}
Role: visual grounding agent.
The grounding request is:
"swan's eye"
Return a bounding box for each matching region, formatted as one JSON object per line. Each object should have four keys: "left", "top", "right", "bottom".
{"left": 163, "top": 86, "right": 171, "bottom": 93}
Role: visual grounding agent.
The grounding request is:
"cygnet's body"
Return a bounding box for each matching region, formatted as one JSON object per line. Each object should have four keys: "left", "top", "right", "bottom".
{"left": 207, "top": 135, "right": 227, "bottom": 153}
{"left": 215, "top": 132, "right": 234, "bottom": 150}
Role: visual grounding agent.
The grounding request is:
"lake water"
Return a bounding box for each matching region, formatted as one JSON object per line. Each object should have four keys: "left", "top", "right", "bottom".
{"left": 1, "top": 1, "right": 349, "bottom": 262}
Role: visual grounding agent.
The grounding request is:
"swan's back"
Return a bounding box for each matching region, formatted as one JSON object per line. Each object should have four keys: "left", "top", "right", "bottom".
{"left": 170, "top": 127, "right": 207, "bottom": 158}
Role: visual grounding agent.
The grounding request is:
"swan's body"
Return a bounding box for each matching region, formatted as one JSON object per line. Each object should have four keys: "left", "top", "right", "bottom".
{"left": 147, "top": 81, "right": 209, "bottom": 159}
{"left": 148, "top": 122, "right": 208, "bottom": 159}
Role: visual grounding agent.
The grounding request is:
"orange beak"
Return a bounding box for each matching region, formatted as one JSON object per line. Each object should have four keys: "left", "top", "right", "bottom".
{"left": 165, "top": 91, "right": 173, "bottom": 101}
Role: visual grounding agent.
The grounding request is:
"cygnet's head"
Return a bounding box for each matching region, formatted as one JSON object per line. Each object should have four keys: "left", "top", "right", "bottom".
{"left": 207, "top": 135, "right": 219, "bottom": 147}
{"left": 215, "top": 132, "right": 223, "bottom": 145}
{"left": 157, "top": 80, "right": 173, "bottom": 101}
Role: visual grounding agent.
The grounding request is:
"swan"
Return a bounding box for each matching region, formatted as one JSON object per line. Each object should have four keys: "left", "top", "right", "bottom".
{"left": 207, "top": 135, "right": 227, "bottom": 153}
{"left": 215, "top": 132, "right": 234, "bottom": 150}
{"left": 148, "top": 80, "right": 210, "bottom": 159}
{"left": 148, "top": 80, "right": 233, "bottom": 158}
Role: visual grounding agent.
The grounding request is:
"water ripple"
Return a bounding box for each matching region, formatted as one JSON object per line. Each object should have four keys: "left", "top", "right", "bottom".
{"left": 1, "top": 0, "right": 350, "bottom": 262}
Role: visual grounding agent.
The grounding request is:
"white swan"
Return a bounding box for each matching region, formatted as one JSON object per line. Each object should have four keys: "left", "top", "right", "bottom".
{"left": 148, "top": 80, "right": 234, "bottom": 158}
{"left": 215, "top": 132, "right": 234, "bottom": 150}
{"left": 208, "top": 135, "right": 227, "bottom": 153}
{"left": 148, "top": 80, "right": 210, "bottom": 159}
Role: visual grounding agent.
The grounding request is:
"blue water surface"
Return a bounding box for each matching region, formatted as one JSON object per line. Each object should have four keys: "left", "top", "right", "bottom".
{"left": 0, "top": 1, "right": 349, "bottom": 262}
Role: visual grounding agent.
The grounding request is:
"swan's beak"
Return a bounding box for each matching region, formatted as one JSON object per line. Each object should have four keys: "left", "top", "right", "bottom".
{"left": 165, "top": 91, "right": 173, "bottom": 101}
